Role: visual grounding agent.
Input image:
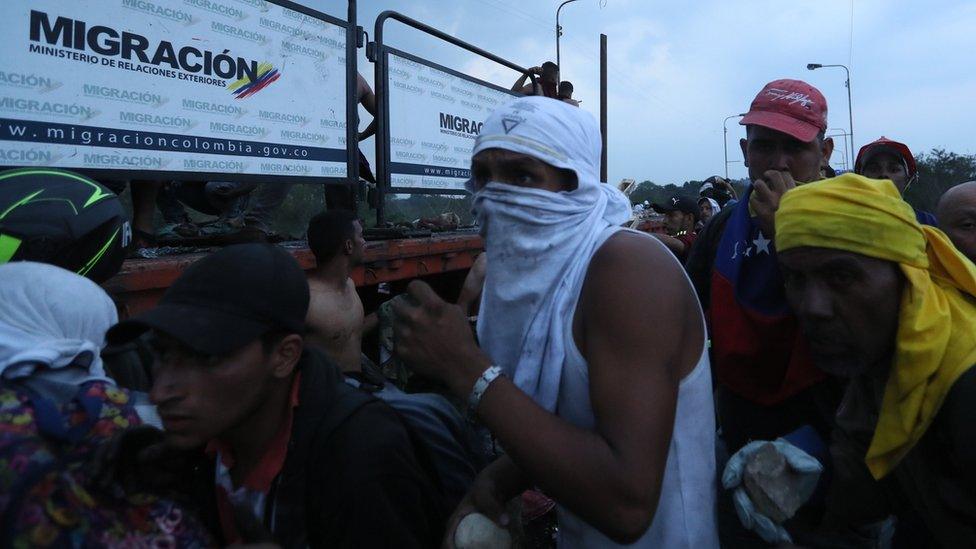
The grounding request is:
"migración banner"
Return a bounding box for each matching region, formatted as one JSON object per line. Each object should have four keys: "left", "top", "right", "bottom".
{"left": 387, "top": 52, "right": 517, "bottom": 192}
{"left": 0, "top": 0, "right": 349, "bottom": 179}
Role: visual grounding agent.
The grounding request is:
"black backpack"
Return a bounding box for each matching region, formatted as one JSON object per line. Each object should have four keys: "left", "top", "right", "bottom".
{"left": 317, "top": 381, "right": 455, "bottom": 509}
{"left": 266, "top": 354, "right": 450, "bottom": 547}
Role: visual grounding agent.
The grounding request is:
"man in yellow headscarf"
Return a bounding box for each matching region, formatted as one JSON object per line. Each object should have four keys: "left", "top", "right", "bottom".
{"left": 774, "top": 173, "right": 976, "bottom": 546}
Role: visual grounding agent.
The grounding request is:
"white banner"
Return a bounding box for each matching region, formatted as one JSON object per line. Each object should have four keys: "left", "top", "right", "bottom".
{"left": 0, "top": 0, "right": 349, "bottom": 178}
{"left": 387, "top": 52, "right": 516, "bottom": 192}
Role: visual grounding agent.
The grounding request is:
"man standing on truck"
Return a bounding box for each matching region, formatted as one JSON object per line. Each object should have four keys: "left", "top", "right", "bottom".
{"left": 512, "top": 62, "right": 559, "bottom": 98}
{"left": 393, "top": 96, "right": 718, "bottom": 546}
{"left": 220, "top": 74, "right": 378, "bottom": 244}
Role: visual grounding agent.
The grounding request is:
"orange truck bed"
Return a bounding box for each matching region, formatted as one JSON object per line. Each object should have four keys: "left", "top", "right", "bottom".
{"left": 104, "top": 233, "right": 484, "bottom": 318}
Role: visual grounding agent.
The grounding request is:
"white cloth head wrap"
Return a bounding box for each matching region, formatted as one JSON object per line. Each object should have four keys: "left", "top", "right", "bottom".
{"left": 0, "top": 262, "right": 116, "bottom": 384}
{"left": 702, "top": 197, "right": 721, "bottom": 213}
{"left": 470, "top": 97, "right": 630, "bottom": 411}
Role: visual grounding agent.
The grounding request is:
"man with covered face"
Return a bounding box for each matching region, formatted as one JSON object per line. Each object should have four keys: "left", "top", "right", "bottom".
{"left": 392, "top": 96, "right": 719, "bottom": 546}
{"left": 770, "top": 174, "right": 976, "bottom": 546}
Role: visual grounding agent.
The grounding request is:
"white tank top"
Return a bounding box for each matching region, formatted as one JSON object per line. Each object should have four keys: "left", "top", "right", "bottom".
{"left": 554, "top": 227, "right": 719, "bottom": 548}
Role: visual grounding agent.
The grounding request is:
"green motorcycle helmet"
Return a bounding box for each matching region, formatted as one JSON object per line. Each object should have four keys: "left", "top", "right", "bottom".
{"left": 0, "top": 168, "right": 130, "bottom": 283}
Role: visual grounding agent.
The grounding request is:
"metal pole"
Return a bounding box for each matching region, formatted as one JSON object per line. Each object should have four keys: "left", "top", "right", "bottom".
{"left": 372, "top": 10, "right": 388, "bottom": 226}
{"left": 723, "top": 125, "right": 728, "bottom": 180}
{"left": 345, "top": 0, "right": 359, "bottom": 208}
{"left": 556, "top": 17, "right": 560, "bottom": 79}
{"left": 556, "top": 0, "right": 579, "bottom": 82}
{"left": 600, "top": 33, "right": 607, "bottom": 182}
{"left": 843, "top": 65, "right": 854, "bottom": 168}
{"left": 369, "top": 11, "right": 537, "bottom": 223}
{"left": 828, "top": 128, "right": 850, "bottom": 171}
{"left": 807, "top": 63, "right": 854, "bottom": 168}
{"left": 723, "top": 114, "right": 745, "bottom": 179}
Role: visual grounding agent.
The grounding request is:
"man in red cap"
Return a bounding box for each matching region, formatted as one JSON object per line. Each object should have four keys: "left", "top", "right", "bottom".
{"left": 689, "top": 78, "right": 837, "bottom": 440}
{"left": 686, "top": 78, "right": 840, "bottom": 544}
{"left": 855, "top": 137, "right": 937, "bottom": 225}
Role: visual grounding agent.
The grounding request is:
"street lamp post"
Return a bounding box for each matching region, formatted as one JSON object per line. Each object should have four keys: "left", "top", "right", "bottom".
{"left": 807, "top": 63, "right": 854, "bottom": 167}
{"left": 827, "top": 128, "right": 850, "bottom": 171}
{"left": 556, "top": 0, "right": 580, "bottom": 82}
{"left": 724, "top": 113, "right": 746, "bottom": 179}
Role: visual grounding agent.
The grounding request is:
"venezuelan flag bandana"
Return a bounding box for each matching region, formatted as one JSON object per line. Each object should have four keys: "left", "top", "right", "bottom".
{"left": 710, "top": 188, "right": 825, "bottom": 406}
{"left": 776, "top": 173, "right": 976, "bottom": 479}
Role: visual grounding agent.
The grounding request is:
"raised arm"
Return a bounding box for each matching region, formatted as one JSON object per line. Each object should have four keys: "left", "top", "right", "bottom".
{"left": 512, "top": 67, "right": 541, "bottom": 93}
{"left": 651, "top": 232, "right": 688, "bottom": 257}
{"left": 358, "top": 74, "right": 377, "bottom": 141}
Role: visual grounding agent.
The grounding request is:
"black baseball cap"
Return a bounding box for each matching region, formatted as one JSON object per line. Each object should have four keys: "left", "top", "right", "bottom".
{"left": 651, "top": 196, "right": 701, "bottom": 220}
{"left": 107, "top": 243, "right": 310, "bottom": 355}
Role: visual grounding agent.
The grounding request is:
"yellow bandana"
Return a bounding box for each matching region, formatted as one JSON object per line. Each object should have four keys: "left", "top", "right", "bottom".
{"left": 775, "top": 173, "right": 976, "bottom": 479}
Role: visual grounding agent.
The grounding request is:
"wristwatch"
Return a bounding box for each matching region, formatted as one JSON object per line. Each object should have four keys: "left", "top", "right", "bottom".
{"left": 467, "top": 365, "right": 504, "bottom": 419}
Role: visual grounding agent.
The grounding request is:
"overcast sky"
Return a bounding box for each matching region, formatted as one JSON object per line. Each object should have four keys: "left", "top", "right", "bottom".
{"left": 316, "top": 0, "right": 975, "bottom": 185}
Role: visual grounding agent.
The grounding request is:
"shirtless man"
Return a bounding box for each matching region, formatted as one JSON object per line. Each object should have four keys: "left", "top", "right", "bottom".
{"left": 512, "top": 62, "right": 559, "bottom": 98}
{"left": 305, "top": 210, "right": 373, "bottom": 371}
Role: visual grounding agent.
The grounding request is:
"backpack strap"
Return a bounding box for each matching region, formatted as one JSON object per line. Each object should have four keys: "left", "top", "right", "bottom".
{"left": 310, "top": 385, "right": 376, "bottom": 445}
{"left": 0, "top": 379, "right": 104, "bottom": 444}
{"left": 307, "top": 384, "right": 449, "bottom": 535}
{"left": 266, "top": 355, "right": 375, "bottom": 548}
{"left": 389, "top": 405, "right": 451, "bottom": 516}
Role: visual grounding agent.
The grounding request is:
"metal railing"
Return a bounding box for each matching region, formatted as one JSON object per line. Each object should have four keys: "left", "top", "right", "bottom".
{"left": 367, "top": 10, "right": 536, "bottom": 225}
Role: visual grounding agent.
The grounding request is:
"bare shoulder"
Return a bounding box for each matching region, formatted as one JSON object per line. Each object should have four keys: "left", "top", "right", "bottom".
{"left": 582, "top": 230, "right": 699, "bottom": 339}
{"left": 472, "top": 251, "right": 487, "bottom": 274}
{"left": 307, "top": 275, "right": 333, "bottom": 293}
{"left": 581, "top": 231, "right": 703, "bottom": 378}
{"left": 587, "top": 230, "right": 688, "bottom": 293}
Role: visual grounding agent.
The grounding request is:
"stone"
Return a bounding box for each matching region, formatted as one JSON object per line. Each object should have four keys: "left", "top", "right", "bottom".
{"left": 742, "top": 442, "right": 805, "bottom": 523}
{"left": 454, "top": 512, "right": 512, "bottom": 549}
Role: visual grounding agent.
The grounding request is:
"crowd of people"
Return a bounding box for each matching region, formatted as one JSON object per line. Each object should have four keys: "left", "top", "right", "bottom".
{"left": 1, "top": 73, "right": 976, "bottom": 549}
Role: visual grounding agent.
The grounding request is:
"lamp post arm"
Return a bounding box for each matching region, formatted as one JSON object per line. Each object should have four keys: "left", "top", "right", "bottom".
{"left": 809, "top": 64, "right": 854, "bottom": 166}
{"left": 555, "top": 0, "right": 580, "bottom": 81}
{"left": 723, "top": 114, "right": 745, "bottom": 179}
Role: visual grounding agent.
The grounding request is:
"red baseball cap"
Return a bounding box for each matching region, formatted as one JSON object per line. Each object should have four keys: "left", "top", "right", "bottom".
{"left": 855, "top": 137, "right": 917, "bottom": 179}
{"left": 740, "top": 79, "right": 828, "bottom": 142}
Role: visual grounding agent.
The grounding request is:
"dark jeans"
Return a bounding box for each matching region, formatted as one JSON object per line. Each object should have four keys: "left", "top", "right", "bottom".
{"left": 158, "top": 181, "right": 249, "bottom": 223}
{"left": 244, "top": 182, "right": 356, "bottom": 233}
